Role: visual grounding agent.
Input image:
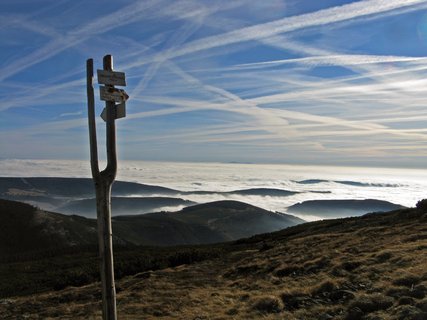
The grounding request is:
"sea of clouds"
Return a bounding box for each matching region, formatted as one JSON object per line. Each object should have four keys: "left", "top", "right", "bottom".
{"left": 1, "top": 159, "right": 426, "bottom": 221}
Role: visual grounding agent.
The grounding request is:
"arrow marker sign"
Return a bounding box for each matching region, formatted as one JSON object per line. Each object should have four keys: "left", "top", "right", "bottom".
{"left": 100, "top": 102, "right": 126, "bottom": 122}
{"left": 97, "top": 70, "right": 126, "bottom": 86}
{"left": 99, "top": 86, "right": 129, "bottom": 103}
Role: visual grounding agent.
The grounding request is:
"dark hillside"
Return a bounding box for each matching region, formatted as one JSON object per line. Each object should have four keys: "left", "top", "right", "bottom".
{"left": 0, "top": 198, "right": 303, "bottom": 298}
{"left": 113, "top": 214, "right": 223, "bottom": 246}
{"left": 113, "top": 200, "right": 304, "bottom": 245}
{"left": 0, "top": 177, "right": 178, "bottom": 199}
{"left": 1, "top": 198, "right": 304, "bottom": 251}
{"left": 0, "top": 199, "right": 61, "bottom": 255}
{"left": 1, "top": 205, "right": 425, "bottom": 319}
{"left": 172, "top": 200, "right": 304, "bottom": 240}
{"left": 0, "top": 199, "right": 127, "bottom": 258}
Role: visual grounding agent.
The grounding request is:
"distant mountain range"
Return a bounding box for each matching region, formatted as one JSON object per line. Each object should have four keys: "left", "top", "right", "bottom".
{"left": 295, "top": 179, "right": 401, "bottom": 188}
{"left": 0, "top": 177, "right": 178, "bottom": 199}
{"left": 0, "top": 177, "right": 303, "bottom": 216}
{"left": 0, "top": 177, "right": 303, "bottom": 199}
{"left": 0, "top": 198, "right": 304, "bottom": 254}
{"left": 287, "top": 199, "right": 405, "bottom": 218}
{"left": 184, "top": 188, "right": 299, "bottom": 196}
{"left": 57, "top": 197, "right": 196, "bottom": 218}
{"left": 0, "top": 177, "right": 407, "bottom": 223}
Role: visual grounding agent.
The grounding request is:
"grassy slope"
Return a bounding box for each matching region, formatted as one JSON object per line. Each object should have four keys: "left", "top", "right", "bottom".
{"left": 1, "top": 207, "right": 426, "bottom": 319}
{"left": 0, "top": 198, "right": 302, "bottom": 298}
{"left": 112, "top": 213, "right": 223, "bottom": 246}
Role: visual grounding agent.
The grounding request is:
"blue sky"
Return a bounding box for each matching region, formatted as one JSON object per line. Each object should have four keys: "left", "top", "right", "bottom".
{"left": 2, "top": 0, "right": 427, "bottom": 167}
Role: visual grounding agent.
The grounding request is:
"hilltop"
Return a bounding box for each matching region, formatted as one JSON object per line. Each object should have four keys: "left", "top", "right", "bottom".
{"left": 57, "top": 196, "right": 196, "bottom": 218}
{"left": 114, "top": 200, "right": 304, "bottom": 245}
{"left": 0, "top": 198, "right": 303, "bottom": 252}
{"left": 1, "top": 202, "right": 426, "bottom": 319}
{"left": 287, "top": 199, "right": 405, "bottom": 219}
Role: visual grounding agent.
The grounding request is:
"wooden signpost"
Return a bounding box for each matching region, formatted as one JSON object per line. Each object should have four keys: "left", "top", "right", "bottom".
{"left": 86, "top": 55, "right": 128, "bottom": 320}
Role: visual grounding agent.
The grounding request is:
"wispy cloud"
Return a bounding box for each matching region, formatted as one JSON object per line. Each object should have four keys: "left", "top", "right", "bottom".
{"left": 130, "top": 0, "right": 426, "bottom": 65}
{"left": 0, "top": 0, "right": 167, "bottom": 81}
{"left": 3, "top": 0, "right": 427, "bottom": 165}
{"left": 59, "top": 111, "right": 83, "bottom": 117}
{"left": 234, "top": 55, "right": 427, "bottom": 69}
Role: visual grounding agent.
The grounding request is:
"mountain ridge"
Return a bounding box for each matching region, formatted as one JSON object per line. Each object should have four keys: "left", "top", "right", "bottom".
{"left": 287, "top": 199, "right": 405, "bottom": 218}
{"left": 57, "top": 196, "right": 196, "bottom": 218}
{"left": 0, "top": 198, "right": 304, "bottom": 251}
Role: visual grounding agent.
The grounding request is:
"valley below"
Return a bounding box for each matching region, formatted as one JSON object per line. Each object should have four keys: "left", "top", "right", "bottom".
{"left": 0, "top": 176, "right": 426, "bottom": 319}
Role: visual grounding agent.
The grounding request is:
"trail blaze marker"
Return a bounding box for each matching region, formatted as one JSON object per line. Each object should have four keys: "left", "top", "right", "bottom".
{"left": 86, "top": 55, "right": 129, "bottom": 320}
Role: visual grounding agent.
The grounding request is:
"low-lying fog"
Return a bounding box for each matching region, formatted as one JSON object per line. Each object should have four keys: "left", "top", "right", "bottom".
{"left": 1, "top": 159, "right": 426, "bottom": 221}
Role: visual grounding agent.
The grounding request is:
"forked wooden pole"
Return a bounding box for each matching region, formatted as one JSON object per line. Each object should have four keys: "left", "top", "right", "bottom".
{"left": 86, "top": 55, "right": 117, "bottom": 320}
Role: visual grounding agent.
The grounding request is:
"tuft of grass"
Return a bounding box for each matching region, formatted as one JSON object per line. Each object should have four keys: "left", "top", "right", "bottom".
{"left": 386, "top": 285, "right": 426, "bottom": 300}
{"left": 395, "top": 305, "right": 427, "bottom": 320}
{"left": 311, "top": 279, "right": 336, "bottom": 296}
{"left": 226, "top": 307, "right": 239, "bottom": 315}
{"left": 392, "top": 274, "right": 421, "bottom": 287}
{"left": 280, "top": 290, "right": 311, "bottom": 311}
{"left": 275, "top": 265, "right": 301, "bottom": 277}
{"left": 374, "top": 250, "right": 393, "bottom": 263}
{"left": 416, "top": 300, "right": 427, "bottom": 311}
{"left": 251, "top": 295, "right": 283, "bottom": 313}
{"left": 303, "top": 256, "right": 330, "bottom": 273}
{"left": 347, "top": 294, "right": 393, "bottom": 314}
{"left": 398, "top": 296, "right": 415, "bottom": 306}
{"left": 340, "top": 260, "right": 362, "bottom": 272}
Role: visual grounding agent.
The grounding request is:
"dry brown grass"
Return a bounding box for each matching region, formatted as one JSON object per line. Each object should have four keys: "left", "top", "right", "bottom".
{"left": 1, "top": 208, "right": 427, "bottom": 319}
